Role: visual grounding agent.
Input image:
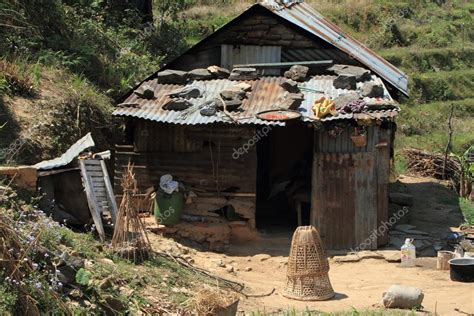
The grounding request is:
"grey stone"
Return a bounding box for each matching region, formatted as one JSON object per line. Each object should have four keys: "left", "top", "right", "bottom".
{"left": 229, "top": 67, "right": 258, "bottom": 80}
{"left": 221, "top": 89, "right": 246, "bottom": 101}
{"left": 333, "top": 92, "right": 360, "bottom": 109}
{"left": 281, "top": 92, "right": 305, "bottom": 110}
{"left": 333, "top": 75, "right": 357, "bottom": 90}
{"left": 200, "top": 99, "right": 218, "bottom": 116}
{"left": 389, "top": 193, "right": 414, "bottom": 206}
{"left": 220, "top": 98, "right": 242, "bottom": 111}
{"left": 187, "top": 68, "right": 213, "bottom": 81}
{"left": 382, "top": 285, "right": 424, "bottom": 309}
{"left": 284, "top": 65, "right": 309, "bottom": 81}
{"left": 207, "top": 65, "right": 230, "bottom": 79}
{"left": 361, "top": 82, "right": 385, "bottom": 98}
{"left": 57, "top": 265, "right": 76, "bottom": 285}
{"left": 157, "top": 69, "right": 188, "bottom": 84}
{"left": 134, "top": 84, "right": 155, "bottom": 99}
{"left": 163, "top": 99, "right": 192, "bottom": 111}
{"left": 328, "top": 64, "right": 372, "bottom": 82}
{"left": 280, "top": 79, "right": 300, "bottom": 93}
{"left": 167, "top": 86, "right": 202, "bottom": 99}
{"left": 103, "top": 295, "right": 127, "bottom": 313}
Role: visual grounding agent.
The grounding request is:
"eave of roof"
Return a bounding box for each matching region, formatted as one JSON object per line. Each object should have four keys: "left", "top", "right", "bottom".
{"left": 113, "top": 75, "right": 399, "bottom": 126}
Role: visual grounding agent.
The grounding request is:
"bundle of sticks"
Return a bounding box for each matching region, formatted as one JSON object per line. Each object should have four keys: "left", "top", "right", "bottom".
{"left": 111, "top": 163, "right": 151, "bottom": 262}
{"left": 403, "top": 148, "right": 462, "bottom": 184}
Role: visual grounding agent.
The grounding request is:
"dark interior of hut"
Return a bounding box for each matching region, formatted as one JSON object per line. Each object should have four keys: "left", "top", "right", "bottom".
{"left": 256, "top": 123, "right": 314, "bottom": 232}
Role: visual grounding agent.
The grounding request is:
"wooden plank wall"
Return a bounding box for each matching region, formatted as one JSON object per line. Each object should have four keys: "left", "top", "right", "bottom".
{"left": 312, "top": 125, "right": 392, "bottom": 250}
{"left": 115, "top": 122, "right": 258, "bottom": 196}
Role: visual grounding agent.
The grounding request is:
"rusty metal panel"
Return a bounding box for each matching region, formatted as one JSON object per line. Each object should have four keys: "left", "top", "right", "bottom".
{"left": 261, "top": 1, "right": 408, "bottom": 96}
{"left": 311, "top": 152, "right": 378, "bottom": 250}
{"left": 315, "top": 125, "right": 379, "bottom": 154}
{"left": 376, "top": 128, "right": 392, "bottom": 246}
{"left": 114, "top": 76, "right": 398, "bottom": 126}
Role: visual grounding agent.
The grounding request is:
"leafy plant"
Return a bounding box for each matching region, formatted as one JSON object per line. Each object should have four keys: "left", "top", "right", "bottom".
{"left": 76, "top": 268, "right": 92, "bottom": 286}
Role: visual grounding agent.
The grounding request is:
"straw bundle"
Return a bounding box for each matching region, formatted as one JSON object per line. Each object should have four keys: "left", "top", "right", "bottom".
{"left": 187, "top": 287, "right": 238, "bottom": 315}
{"left": 283, "top": 226, "right": 334, "bottom": 301}
{"left": 111, "top": 163, "right": 151, "bottom": 262}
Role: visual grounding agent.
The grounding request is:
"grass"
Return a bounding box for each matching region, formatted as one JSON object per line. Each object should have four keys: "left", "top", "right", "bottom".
{"left": 460, "top": 198, "right": 474, "bottom": 225}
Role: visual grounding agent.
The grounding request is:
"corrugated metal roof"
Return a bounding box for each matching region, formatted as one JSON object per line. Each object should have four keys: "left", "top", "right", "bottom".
{"left": 260, "top": 0, "right": 409, "bottom": 96}
{"left": 113, "top": 75, "right": 398, "bottom": 125}
{"left": 35, "top": 133, "right": 95, "bottom": 170}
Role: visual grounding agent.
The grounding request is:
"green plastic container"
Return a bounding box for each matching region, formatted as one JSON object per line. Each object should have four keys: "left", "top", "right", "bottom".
{"left": 154, "top": 191, "right": 184, "bottom": 225}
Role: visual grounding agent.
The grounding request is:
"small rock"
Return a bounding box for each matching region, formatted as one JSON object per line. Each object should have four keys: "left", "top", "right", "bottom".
{"left": 253, "top": 254, "right": 271, "bottom": 262}
{"left": 98, "top": 258, "right": 116, "bottom": 267}
{"left": 280, "top": 79, "right": 300, "bottom": 93}
{"left": 103, "top": 295, "right": 127, "bottom": 313}
{"left": 334, "top": 92, "right": 361, "bottom": 109}
{"left": 200, "top": 99, "right": 218, "bottom": 116}
{"left": 217, "top": 98, "right": 242, "bottom": 111}
{"left": 381, "top": 285, "right": 424, "bottom": 309}
{"left": 229, "top": 67, "right": 258, "bottom": 80}
{"left": 187, "top": 68, "right": 213, "bottom": 81}
{"left": 157, "top": 69, "right": 188, "bottom": 84}
{"left": 207, "top": 65, "right": 231, "bottom": 79}
{"left": 376, "top": 250, "right": 401, "bottom": 263}
{"left": 221, "top": 89, "right": 246, "bottom": 101}
{"left": 361, "top": 82, "right": 384, "bottom": 98}
{"left": 333, "top": 254, "right": 360, "bottom": 263}
{"left": 84, "top": 260, "right": 94, "bottom": 269}
{"left": 389, "top": 193, "right": 414, "bottom": 206}
{"left": 284, "top": 65, "right": 309, "bottom": 81}
{"left": 357, "top": 251, "right": 384, "bottom": 260}
{"left": 167, "top": 86, "right": 202, "bottom": 99}
{"left": 134, "top": 84, "right": 155, "bottom": 99}
{"left": 225, "top": 265, "right": 234, "bottom": 273}
{"left": 281, "top": 92, "right": 305, "bottom": 109}
{"left": 213, "top": 259, "right": 225, "bottom": 268}
{"left": 333, "top": 75, "right": 357, "bottom": 90}
{"left": 244, "top": 267, "right": 252, "bottom": 272}
{"left": 163, "top": 99, "right": 192, "bottom": 111}
{"left": 99, "top": 276, "right": 114, "bottom": 290}
{"left": 328, "top": 64, "right": 371, "bottom": 82}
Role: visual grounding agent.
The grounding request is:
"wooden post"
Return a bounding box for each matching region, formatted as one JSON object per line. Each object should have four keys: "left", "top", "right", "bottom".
{"left": 442, "top": 105, "right": 454, "bottom": 180}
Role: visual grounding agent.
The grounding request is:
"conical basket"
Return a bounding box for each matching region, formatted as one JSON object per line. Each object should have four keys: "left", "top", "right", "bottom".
{"left": 283, "top": 226, "right": 335, "bottom": 301}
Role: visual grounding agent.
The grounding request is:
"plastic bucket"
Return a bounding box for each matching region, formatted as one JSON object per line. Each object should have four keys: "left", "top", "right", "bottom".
{"left": 154, "top": 191, "right": 184, "bottom": 225}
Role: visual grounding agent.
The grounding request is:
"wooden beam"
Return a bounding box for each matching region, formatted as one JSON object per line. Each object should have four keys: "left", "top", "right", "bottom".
{"left": 233, "top": 60, "right": 333, "bottom": 69}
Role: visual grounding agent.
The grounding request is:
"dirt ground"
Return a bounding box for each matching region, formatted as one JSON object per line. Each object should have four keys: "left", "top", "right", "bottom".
{"left": 147, "top": 176, "right": 474, "bottom": 315}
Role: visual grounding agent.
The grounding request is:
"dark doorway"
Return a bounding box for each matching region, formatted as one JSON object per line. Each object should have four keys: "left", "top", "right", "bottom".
{"left": 256, "top": 123, "right": 313, "bottom": 231}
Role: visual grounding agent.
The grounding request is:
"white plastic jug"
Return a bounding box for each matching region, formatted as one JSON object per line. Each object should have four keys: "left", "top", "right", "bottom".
{"left": 401, "top": 238, "right": 416, "bottom": 267}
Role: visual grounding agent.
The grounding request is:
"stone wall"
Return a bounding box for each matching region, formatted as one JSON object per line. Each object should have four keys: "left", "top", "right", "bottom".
{"left": 209, "top": 12, "right": 323, "bottom": 49}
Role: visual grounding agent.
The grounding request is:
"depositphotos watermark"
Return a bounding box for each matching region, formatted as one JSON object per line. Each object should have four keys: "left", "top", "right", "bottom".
{"left": 156, "top": 206, "right": 175, "bottom": 224}
{"left": 350, "top": 206, "right": 410, "bottom": 252}
{"left": 232, "top": 126, "right": 272, "bottom": 160}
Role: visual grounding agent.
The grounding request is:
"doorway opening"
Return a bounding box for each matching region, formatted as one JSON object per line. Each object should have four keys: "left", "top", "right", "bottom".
{"left": 256, "top": 123, "right": 313, "bottom": 233}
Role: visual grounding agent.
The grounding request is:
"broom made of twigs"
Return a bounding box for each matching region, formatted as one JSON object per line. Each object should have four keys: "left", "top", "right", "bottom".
{"left": 111, "top": 163, "right": 151, "bottom": 263}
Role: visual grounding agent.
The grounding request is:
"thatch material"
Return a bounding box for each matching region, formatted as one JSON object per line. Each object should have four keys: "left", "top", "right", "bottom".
{"left": 403, "top": 148, "right": 462, "bottom": 184}
{"left": 283, "top": 226, "right": 334, "bottom": 301}
{"left": 187, "top": 286, "right": 238, "bottom": 315}
{"left": 111, "top": 163, "right": 151, "bottom": 262}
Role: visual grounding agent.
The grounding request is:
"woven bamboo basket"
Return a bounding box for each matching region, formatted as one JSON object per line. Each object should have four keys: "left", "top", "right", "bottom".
{"left": 283, "top": 226, "right": 335, "bottom": 301}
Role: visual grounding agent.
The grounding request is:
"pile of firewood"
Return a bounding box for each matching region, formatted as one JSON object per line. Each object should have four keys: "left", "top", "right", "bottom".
{"left": 403, "top": 148, "right": 462, "bottom": 184}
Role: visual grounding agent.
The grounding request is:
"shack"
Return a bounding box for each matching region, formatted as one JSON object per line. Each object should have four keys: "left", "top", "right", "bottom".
{"left": 113, "top": 0, "right": 408, "bottom": 250}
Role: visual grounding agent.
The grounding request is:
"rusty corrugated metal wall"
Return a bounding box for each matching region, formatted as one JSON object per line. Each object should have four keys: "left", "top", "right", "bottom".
{"left": 311, "top": 125, "right": 391, "bottom": 250}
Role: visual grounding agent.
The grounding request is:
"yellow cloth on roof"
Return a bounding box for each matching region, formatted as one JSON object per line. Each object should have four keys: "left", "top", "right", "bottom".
{"left": 312, "top": 97, "right": 337, "bottom": 120}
